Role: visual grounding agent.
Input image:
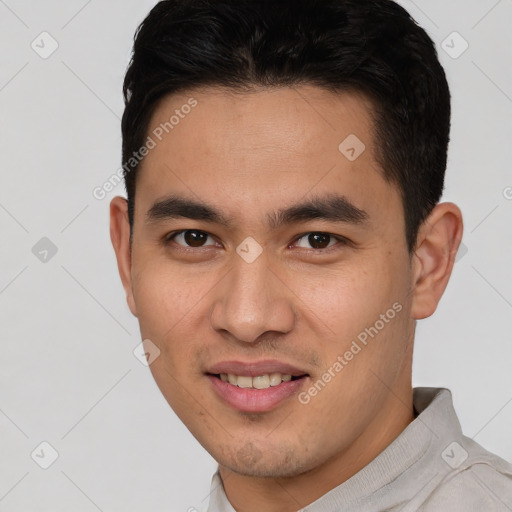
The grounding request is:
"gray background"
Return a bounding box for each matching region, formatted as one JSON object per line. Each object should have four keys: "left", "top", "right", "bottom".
{"left": 0, "top": 0, "right": 511, "bottom": 510}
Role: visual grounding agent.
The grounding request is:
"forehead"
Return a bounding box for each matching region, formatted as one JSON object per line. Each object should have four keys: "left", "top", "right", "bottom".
{"left": 145, "top": 85, "right": 376, "bottom": 163}
{"left": 135, "top": 85, "right": 402, "bottom": 231}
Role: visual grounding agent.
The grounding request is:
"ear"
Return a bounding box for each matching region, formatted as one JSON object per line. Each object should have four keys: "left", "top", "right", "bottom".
{"left": 410, "top": 202, "right": 464, "bottom": 320}
{"left": 110, "top": 196, "right": 138, "bottom": 317}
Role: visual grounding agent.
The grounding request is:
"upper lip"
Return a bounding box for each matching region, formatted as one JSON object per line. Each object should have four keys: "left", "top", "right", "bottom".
{"left": 207, "top": 360, "right": 309, "bottom": 377}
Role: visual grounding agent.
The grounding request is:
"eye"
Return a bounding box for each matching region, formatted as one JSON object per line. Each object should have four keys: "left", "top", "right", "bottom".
{"left": 293, "top": 232, "right": 346, "bottom": 250}
{"left": 166, "top": 229, "right": 218, "bottom": 248}
{"left": 164, "top": 230, "right": 348, "bottom": 252}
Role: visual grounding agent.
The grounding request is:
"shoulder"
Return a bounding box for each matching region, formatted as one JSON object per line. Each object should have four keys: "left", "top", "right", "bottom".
{"left": 421, "top": 438, "right": 512, "bottom": 511}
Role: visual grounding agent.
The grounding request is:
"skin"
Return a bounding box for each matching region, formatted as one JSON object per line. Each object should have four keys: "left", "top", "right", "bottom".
{"left": 110, "top": 85, "right": 463, "bottom": 511}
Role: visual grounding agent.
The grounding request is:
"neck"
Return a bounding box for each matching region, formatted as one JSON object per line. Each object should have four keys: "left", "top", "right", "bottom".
{"left": 219, "top": 385, "right": 415, "bottom": 512}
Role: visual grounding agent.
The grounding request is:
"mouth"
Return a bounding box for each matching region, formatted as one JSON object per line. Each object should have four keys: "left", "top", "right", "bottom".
{"left": 209, "top": 372, "right": 307, "bottom": 389}
{"left": 206, "top": 361, "right": 310, "bottom": 413}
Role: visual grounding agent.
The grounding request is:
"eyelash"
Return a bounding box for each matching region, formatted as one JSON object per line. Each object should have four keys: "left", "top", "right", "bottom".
{"left": 163, "top": 230, "right": 350, "bottom": 252}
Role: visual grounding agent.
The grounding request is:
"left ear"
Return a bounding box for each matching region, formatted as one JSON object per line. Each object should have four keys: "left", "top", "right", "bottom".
{"left": 410, "top": 202, "right": 464, "bottom": 320}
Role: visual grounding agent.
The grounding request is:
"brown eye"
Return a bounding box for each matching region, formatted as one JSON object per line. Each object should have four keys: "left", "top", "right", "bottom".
{"left": 169, "top": 230, "right": 215, "bottom": 247}
{"left": 308, "top": 233, "right": 331, "bottom": 249}
{"left": 295, "top": 232, "right": 338, "bottom": 250}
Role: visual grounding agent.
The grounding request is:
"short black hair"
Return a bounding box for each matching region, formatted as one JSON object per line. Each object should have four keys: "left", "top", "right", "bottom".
{"left": 122, "top": 0, "right": 451, "bottom": 253}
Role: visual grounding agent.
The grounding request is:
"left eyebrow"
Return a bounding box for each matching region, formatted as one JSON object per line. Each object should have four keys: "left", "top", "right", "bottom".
{"left": 146, "top": 193, "right": 369, "bottom": 229}
{"left": 267, "top": 194, "right": 369, "bottom": 229}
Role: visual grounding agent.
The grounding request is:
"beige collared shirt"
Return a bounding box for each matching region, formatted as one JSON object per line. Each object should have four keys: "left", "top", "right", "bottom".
{"left": 206, "top": 387, "right": 512, "bottom": 511}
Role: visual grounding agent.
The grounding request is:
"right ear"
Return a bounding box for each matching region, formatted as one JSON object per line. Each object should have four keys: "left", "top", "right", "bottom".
{"left": 110, "top": 196, "right": 138, "bottom": 317}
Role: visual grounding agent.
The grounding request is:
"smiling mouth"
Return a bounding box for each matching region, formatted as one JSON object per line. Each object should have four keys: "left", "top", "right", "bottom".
{"left": 209, "top": 373, "right": 307, "bottom": 390}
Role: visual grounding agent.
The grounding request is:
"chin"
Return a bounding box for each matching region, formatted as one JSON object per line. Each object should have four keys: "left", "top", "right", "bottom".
{"left": 218, "top": 442, "right": 313, "bottom": 479}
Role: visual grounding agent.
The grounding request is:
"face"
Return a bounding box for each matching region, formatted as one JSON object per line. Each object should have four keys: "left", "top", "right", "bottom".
{"left": 116, "top": 85, "right": 419, "bottom": 478}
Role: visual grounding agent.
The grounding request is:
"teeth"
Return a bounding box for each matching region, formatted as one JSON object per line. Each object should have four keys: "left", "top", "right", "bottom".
{"left": 237, "top": 376, "right": 253, "bottom": 388}
{"left": 252, "top": 375, "right": 270, "bottom": 389}
{"left": 269, "top": 373, "right": 282, "bottom": 386}
{"left": 219, "top": 372, "right": 296, "bottom": 389}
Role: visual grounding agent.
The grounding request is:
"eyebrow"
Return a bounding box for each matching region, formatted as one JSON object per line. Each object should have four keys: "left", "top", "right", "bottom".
{"left": 146, "top": 193, "right": 369, "bottom": 229}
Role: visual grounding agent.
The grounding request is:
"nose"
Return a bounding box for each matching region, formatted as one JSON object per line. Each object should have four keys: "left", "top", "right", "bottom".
{"left": 209, "top": 250, "right": 296, "bottom": 344}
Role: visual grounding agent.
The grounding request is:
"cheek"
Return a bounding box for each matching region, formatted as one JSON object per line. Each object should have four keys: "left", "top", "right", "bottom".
{"left": 300, "top": 261, "right": 399, "bottom": 340}
{"left": 130, "top": 259, "right": 208, "bottom": 410}
{"left": 301, "top": 252, "right": 411, "bottom": 384}
{"left": 129, "top": 255, "right": 205, "bottom": 356}
{"left": 132, "top": 248, "right": 203, "bottom": 318}
{"left": 294, "top": 264, "right": 410, "bottom": 443}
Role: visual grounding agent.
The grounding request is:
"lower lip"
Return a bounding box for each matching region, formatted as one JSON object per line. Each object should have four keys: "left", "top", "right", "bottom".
{"left": 207, "top": 375, "right": 308, "bottom": 413}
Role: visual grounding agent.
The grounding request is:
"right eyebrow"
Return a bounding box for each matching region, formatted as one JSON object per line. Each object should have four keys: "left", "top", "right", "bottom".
{"left": 146, "top": 195, "right": 233, "bottom": 228}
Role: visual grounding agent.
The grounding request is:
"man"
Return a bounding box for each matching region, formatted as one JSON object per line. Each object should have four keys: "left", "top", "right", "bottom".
{"left": 110, "top": 0, "right": 512, "bottom": 510}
